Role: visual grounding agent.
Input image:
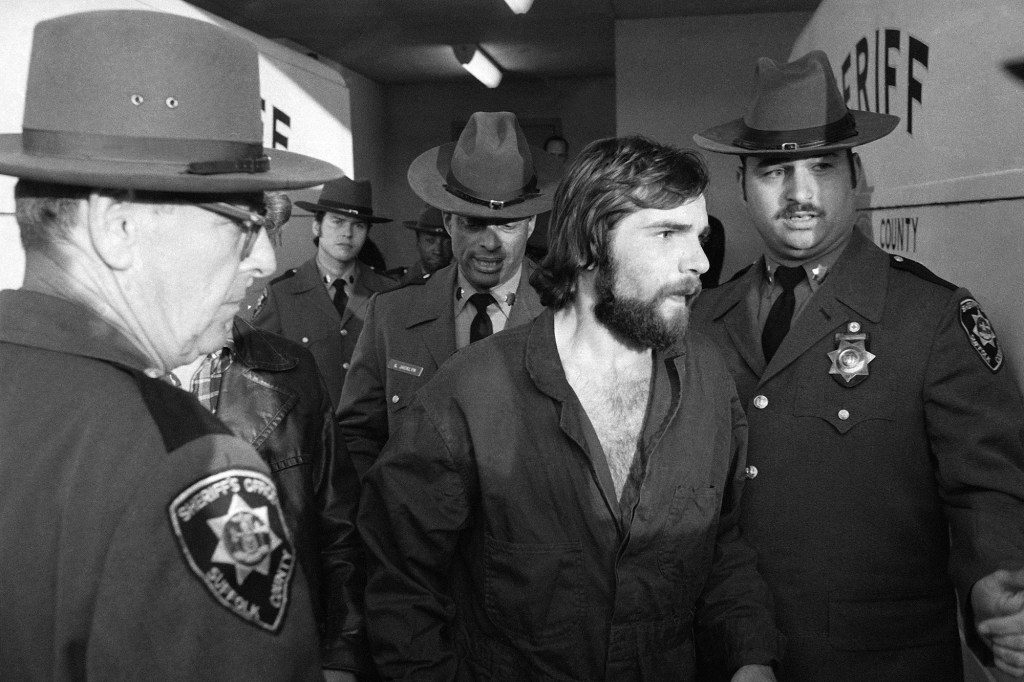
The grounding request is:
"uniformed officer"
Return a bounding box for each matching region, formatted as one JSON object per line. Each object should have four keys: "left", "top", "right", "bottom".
{"left": 396, "top": 204, "right": 453, "bottom": 285}
{"left": 692, "top": 50, "right": 1024, "bottom": 681}
{"left": 337, "top": 111, "right": 559, "bottom": 477}
{"left": 252, "top": 176, "right": 397, "bottom": 407}
{"left": 0, "top": 10, "right": 342, "bottom": 679}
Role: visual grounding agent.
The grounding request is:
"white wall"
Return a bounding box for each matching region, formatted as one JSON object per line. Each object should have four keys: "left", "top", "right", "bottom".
{"left": 616, "top": 13, "right": 813, "bottom": 280}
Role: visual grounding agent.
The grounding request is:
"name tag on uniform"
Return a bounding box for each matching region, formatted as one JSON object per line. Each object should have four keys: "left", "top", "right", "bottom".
{"left": 387, "top": 359, "right": 423, "bottom": 377}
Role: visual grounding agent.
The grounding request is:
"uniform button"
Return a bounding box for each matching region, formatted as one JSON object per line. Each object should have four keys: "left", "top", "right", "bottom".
{"left": 847, "top": 321, "right": 861, "bottom": 333}
{"left": 342, "top": 362, "right": 350, "bottom": 370}
{"left": 301, "top": 336, "right": 309, "bottom": 344}
{"left": 745, "top": 465, "right": 758, "bottom": 479}
{"left": 838, "top": 409, "right": 850, "bottom": 420}
{"left": 391, "top": 395, "right": 399, "bottom": 404}
{"left": 144, "top": 367, "right": 162, "bottom": 379}
{"left": 753, "top": 395, "right": 768, "bottom": 409}
{"left": 893, "top": 255, "right": 904, "bottom": 262}
{"left": 340, "top": 329, "right": 348, "bottom": 336}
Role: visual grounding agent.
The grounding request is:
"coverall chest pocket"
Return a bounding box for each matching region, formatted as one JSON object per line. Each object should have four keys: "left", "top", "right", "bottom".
{"left": 483, "top": 535, "right": 584, "bottom": 642}
{"left": 656, "top": 486, "right": 719, "bottom": 586}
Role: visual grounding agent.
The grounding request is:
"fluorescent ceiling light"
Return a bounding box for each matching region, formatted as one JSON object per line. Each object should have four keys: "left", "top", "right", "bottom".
{"left": 504, "top": 0, "right": 535, "bottom": 13}
{"left": 453, "top": 45, "right": 503, "bottom": 88}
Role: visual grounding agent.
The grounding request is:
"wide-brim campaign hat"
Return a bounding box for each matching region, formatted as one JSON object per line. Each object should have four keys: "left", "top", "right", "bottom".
{"left": 403, "top": 205, "right": 447, "bottom": 236}
{"left": 407, "top": 111, "right": 561, "bottom": 220}
{"left": 294, "top": 176, "right": 391, "bottom": 223}
{"left": 694, "top": 50, "right": 900, "bottom": 156}
{"left": 0, "top": 10, "right": 342, "bottom": 193}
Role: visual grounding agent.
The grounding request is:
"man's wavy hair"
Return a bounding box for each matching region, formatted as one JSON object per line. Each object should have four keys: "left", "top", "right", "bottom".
{"left": 531, "top": 136, "right": 709, "bottom": 309}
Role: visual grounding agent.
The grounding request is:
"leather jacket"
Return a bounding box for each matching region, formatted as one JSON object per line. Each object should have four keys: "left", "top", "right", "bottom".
{"left": 219, "top": 317, "right": 369, "bottom": 674}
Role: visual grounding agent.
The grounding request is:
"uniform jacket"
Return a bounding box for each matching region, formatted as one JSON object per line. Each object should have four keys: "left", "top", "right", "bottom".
{"left": 0, "top": 290, "right": 321, "bottom": 681}
{"left": 218, "top": 317, "right": 368, "bottom": 674}
{"left": 691, "top": 230, "right": 1024, "bottom": 682}
{"left": 252, "top": 256, "right": 397, "bottom": 407}
{"left": 358, "top": 310, "right": 783, "bottom": 681}
{"left": 338, "top": 261, "right": 544, "bottom": 478}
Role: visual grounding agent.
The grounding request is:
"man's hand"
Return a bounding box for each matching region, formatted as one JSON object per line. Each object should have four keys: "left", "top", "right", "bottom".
{"left": 974, "top": 567, "right": 1024, "bottom": 677}
{"left": 730, "top": 664, "right": 776, "bottom": 682}
{"left": 322, "top": 669, "right": 357, "bottom": 682}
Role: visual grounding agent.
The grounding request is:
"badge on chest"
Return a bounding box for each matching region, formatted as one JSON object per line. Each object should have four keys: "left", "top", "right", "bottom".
{"left": 827, "top": 321, "right": 876, "bottom": 387}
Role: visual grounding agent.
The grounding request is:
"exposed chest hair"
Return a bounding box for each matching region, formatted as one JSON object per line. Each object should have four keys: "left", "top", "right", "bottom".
{"left": 564, "top": 363, "right": 651, "bottom": 501}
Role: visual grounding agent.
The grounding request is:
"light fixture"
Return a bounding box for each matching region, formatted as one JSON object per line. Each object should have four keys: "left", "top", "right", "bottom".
{"left": 453, "top": 44, "right": 503, "bottom": 88}
{"left": 503, "top": 0, "right": 535, "bottom": 13}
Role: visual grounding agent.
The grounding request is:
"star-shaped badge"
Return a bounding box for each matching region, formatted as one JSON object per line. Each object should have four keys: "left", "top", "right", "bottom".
{"left": 828, "top": 334, "right": 876, "bottom": 385}
{"left": 207, "top": 493, "right": 283, "bottom": 584}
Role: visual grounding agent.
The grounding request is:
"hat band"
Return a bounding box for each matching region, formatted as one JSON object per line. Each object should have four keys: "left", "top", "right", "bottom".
{"left": 443, "top": 174, "right": 540, "bottom": 211}
{"left": 23, "top": 128, "right": 269, "bottom": 174}
{"left": 317, "top": 199, "right": 373, "bottom": 217}
{"left": 733, "top": 112, "right": 857, "bottom": 151}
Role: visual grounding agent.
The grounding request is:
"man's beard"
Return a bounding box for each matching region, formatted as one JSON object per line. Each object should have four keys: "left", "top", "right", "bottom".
{"left": 592, "top": 255, "right": 699, "bottom": 351}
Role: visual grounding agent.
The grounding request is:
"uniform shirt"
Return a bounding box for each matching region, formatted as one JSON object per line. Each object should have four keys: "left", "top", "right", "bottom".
{"left": 453, "top": 265, "right": 522, "bottom": 349}
{"left": 0, "top": 290, "right": 321, "bottom": 680}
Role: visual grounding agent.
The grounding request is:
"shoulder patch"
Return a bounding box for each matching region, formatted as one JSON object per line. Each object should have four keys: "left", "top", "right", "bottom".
{"left": 726, "top": 263, "right": 753, "bottom": 283}
{"left": 169, "top": 469, "right": 297, "bottom": 632}
{"left": 889, "top": 255, "right": 956, "bottom": 291}
{"left": 268, "top": 268, "right": 298, "bottom": 286}
{"left": 958, "top": 298, "right": 1003, "bottom": 372}
{"left": 131, "top": 369, "right": 232, "bottom": 451}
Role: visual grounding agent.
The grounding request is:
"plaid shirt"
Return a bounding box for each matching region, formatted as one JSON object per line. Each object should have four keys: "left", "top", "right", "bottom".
{"left": 189, "top": 346, "right": 233, "bottom": 414}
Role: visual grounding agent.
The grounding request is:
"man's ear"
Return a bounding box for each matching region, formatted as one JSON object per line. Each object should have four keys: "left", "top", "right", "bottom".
{"left": 86, "top": 192, "right": 136, "bottom": 270}
{"left": 851, "top": 151, "right": 864, "bottom": 190}
{"left": 524, "top": 215, "right": 536, "bottom": 240}
{"left": 441, "top": 211, "right": 456, "bottom": 237}
{"left": 311, "top": 216, "right": 322, "bottom": 241}
{"left": 736, "top": 162, "right": 748, "bottom": 203}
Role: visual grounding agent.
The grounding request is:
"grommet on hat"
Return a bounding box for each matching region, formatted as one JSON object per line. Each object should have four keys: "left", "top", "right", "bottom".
{"left": 403, "top": 205, "right": 447, "bottom": 236}
{"left": 294, "top": 176, "right": 391, "bottom": 223}
{"left": 0, "top": 10, "right": 342, "bottom": 192}
{"left": 407, "top": 111, "right": 561, "bottom": 220}
{"left": 693, "top": 50, "right": 900, "bottom": 156}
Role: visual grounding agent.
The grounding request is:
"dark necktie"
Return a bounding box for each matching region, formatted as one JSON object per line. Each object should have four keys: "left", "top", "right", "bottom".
{"left": 331, "top": 278, "right": 349, "bottom": 317}
{"left": 469, "top": 293, "right": 496, "bottom": 343}
{"left": 761, "top": 265, "right": 806, "bottom": 363}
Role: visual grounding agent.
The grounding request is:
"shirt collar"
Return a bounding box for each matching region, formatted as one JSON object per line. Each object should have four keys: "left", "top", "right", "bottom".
{"left": 762, "top": 228, "right": 853, "bottom": 293}
{"left": 455, "top": 265, "right": 522, "bottom": 318}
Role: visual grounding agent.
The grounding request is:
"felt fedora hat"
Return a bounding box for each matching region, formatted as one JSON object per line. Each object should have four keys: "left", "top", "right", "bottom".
{"left": 403, "top": 205, "right": 447, "bottom": 236}
{"left": 294, "top": 176, "right": 391, "bottom": 223}
{"left": 0, "top": 10, "right": 342, "bottom": 192}
{"left": 694, "top": 50, "right": 900, "bottom": 156}
{"left": 407, "top": 111, "right": 561, "bottom": 220}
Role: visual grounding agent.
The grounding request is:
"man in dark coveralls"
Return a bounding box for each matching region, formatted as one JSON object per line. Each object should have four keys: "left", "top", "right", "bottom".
{"left": 337, "top": 111, "right": 556, "bottom": 477}
{"left": 0, "top": 11, "right": 342, "bottom": 680}
{"left": 358, "top": 136, "right": 783, "bottom": 680}
{"left": 251, "top": 176, "right": 398, "bottom": 408}
{"left": 692, "top": 50, "right": 1024, "bottom": 681}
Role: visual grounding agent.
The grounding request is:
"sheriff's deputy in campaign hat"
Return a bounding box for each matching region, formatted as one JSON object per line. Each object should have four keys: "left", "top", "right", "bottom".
{"left": 0, "top": 10, "right": 356, "bottom": 681}
{"left": 396, "top": 204, "right": 453, "bottom": 285}
{"left": 690, "top": 50, "right": 1024, "bottom": 681}
{"left": 337, "top": 111, "right": 559, "bottom": 478}
{"left": 251, "top": 174, "right": 398, "bottom": 407}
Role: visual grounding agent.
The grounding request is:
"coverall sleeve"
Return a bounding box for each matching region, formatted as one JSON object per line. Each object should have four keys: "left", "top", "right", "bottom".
{"left": 358, "top": 396, "right": 473, "bottom": 680}
{"left": 337, "top": 293, "right": 390, "bottom": 480}
{"left": 925, "top": 288, "right": 1024, "bottom": 663}
{"left": 694, "top": 391, "right": 784, "bottom": 678}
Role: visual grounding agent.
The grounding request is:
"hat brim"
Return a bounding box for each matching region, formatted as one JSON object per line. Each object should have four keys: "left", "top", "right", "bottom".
{"left": 407, "top": 143, "right": 561, "bottom": 220}
{"left": 693, "top": 110, "right": 900, "bottom": 155}
{"left": 0, "top": 134, "right": 343, "bottom": 193}
{"left": 403, "top": 220, "right": 447, "bottom": 235}
{"left": 293, "top": 200, "right": 391, "bottom": 223}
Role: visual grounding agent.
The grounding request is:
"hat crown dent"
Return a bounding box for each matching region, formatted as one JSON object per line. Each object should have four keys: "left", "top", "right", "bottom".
{"left": 448, "top": 111, "right": 534, "bottom": 200}
{"left": 318, "top": 176, "right": 373, "bottom": 212}
{"left": 744, "top": 51, "right": 849, "bottom": 132}
{"left": 24, "top": 11, "right": 261, "bottom": 144}
{"left": 417, "top": 205, "right": 444, "bottom": 229}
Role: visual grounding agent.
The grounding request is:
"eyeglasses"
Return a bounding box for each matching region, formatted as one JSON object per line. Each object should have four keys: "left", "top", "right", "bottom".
{"left": 198, "top": 201, "right": 267, "bottom": 260}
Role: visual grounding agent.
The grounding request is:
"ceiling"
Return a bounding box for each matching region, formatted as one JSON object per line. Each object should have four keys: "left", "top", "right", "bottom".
{"left": 188, "top": 0, "right": 822, "bottom": 84}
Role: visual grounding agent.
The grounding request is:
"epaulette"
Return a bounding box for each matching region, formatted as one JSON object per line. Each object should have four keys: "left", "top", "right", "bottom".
{"left": 888, "top": 254, "right": 956, "bottom": 291}
{"left": 268, "top": 268, "right": 298, "bottom": 286}
{"left": 726, "top": 263, "right": 754, "bottom": 283}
